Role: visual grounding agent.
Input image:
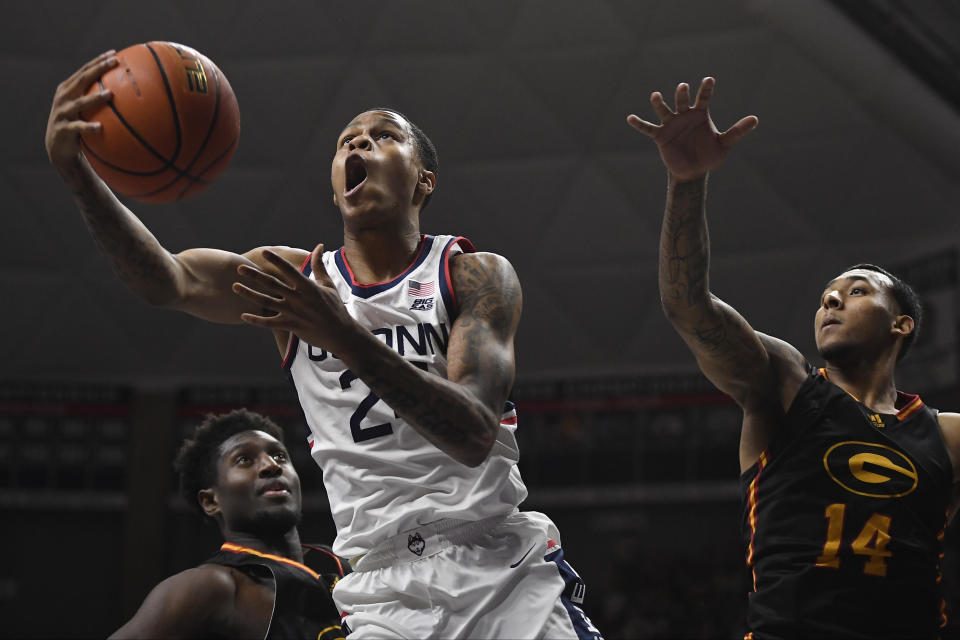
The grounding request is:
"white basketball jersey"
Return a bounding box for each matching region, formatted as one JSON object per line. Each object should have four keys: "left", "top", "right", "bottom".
{"left": 283, "top": 234, "right": 528, "bottom": 557}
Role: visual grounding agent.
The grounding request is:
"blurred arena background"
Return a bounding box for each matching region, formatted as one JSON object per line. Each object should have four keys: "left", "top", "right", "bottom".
{"left": 2, "top": 1, "right": 959, "bottom": 637}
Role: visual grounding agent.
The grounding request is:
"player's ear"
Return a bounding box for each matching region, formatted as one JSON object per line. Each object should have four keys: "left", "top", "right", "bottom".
{"left": 198, "top": 488, "right": 220, "bottom": 517}
{"left": 891, "top": 314, "right": 915, "bottom": 337}
{"left": 417, "top": 170, "right": 435, "bottom": 197}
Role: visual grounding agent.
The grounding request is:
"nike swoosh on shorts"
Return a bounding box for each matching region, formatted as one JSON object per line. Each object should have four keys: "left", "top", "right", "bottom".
{"left": 510, "top": 545, "right": 536, "bottom": 568}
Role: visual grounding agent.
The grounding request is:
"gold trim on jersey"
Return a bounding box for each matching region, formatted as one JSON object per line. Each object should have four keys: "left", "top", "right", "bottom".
{"left": 746, "top": 450, "right": 768, "bottom": 591}
{"left": 221, "top": 542, "right": 320, "bottom": 580}
{"left": 897, "top": 395, "right": 923, "bottom": 421}
{"left": 817, "top": 367, "right": 925, "bottom": 422}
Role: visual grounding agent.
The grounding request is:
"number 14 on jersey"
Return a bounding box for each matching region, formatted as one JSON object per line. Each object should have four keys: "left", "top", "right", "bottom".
{"left": 815, "top": 503, "right": 893, "bottom": 577}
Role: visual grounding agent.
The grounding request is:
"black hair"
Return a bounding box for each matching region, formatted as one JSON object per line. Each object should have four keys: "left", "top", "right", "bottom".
{"left": 174, "top": 409, "right": 286, "bottom": 518}
{"left": 366, "top": 107, "right": 439, "bottom": 211}
{"left": 844, "top": 263, "right": 923, "bottom": 362}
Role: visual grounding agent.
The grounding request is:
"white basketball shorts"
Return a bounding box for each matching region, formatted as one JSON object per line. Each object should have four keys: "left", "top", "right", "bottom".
{"left": 333, "top": 510, "right": 603, "bottom": 639}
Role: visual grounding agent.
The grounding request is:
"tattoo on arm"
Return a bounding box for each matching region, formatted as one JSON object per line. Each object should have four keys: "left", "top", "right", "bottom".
{"left": 448, "top": 255, "right": 520, "bottom": 402}
{"left": 345, "top": 254, "right": 520, "bottom": 459}
{"left": 657, "top": 178, "right": 773, "bottom": 399}
{"left": 660, "top": 178, "right": 709, "bottom": 310}
{"left": 68, "top": 160, "right": 178, "bottom": 297}
{"left": 347, "top": 350, "right": 474, "bottom": 446}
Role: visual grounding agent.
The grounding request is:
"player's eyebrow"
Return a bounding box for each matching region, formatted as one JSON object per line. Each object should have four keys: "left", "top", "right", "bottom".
{"left": 222, "top": 441, "right": 253, "bottom": 456}
{"left": 823, "top": 274, "right": 870, "bottom": 290}
{"left": 340, "top": 115, "right": 406, "bottom": 136}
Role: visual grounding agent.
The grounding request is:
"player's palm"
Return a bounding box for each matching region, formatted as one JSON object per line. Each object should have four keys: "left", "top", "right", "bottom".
{"left": 232, "top": 244, "right": 357, "bottom": 353}
{"left": 654, "top": 110, "right": 727, "bottom": 180}
{"left": 627, "top": 77, "right": 757, "bottom": 181}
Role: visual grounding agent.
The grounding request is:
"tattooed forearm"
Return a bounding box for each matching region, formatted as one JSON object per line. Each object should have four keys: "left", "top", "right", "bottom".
{"left": 655, "top": 173, "right": 771, "bottom": 399}
{"left": 66, "top": 158, "right": 179, "bottom": 300}
{"left": 340, "top": 252, "right": 521, "bottom": 466}
{"left": 660, "top": 176, "right": 710, "bottom": 310}
{"left": 347, "top": 347, "right": 486, "bottom": 456}
{"left": 369, "top": 374, "right": 466, "bottom": 441}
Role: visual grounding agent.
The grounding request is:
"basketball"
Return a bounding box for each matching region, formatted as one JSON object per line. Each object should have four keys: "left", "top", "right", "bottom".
{"left": 80, "top": 41, "right": 240, "bottom": 203}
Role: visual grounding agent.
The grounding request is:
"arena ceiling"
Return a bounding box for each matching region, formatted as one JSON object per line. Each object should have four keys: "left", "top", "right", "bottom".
{"left": 3, "top": 0, "right": 959, "bottom": 387}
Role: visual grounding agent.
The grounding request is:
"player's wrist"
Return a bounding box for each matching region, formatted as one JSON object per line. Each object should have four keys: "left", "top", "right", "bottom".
{"left": 325, "top": 319, "right": 373, "bottom": 363}
{"left": 51, "top": 151, "right": 84, "bottom": 178}
{"left": 667, "top": 170, "right": 709, "bottom": 185}
{"left": 56, "top": 152, "right": 99, "bottom": 188}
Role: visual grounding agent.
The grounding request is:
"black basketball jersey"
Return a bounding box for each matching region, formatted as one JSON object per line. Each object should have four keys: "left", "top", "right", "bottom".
{"left": 204, "top": 542, "right": 348, "bottom": 640}
{"left": 740, "top": 366, "right": 953, "bottom": 640}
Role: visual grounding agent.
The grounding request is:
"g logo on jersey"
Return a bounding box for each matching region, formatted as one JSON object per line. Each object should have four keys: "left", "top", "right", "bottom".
{"left": 823, "top": 441, "right": 918, "bottom": 498}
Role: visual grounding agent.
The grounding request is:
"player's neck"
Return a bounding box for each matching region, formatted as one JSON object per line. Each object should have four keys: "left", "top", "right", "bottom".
{"left": 823, "top": 355, "right": 899, "bottom": 413}
{"left": 342, "top": 224, "right": 423, "bottom": 284}
{"left": 223, "top": 528, "right": 304, "bottom": 563}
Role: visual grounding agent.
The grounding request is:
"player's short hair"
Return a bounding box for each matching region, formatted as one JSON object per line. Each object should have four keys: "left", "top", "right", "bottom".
{"left": 367, "top": 107, "right": 438, "bottom": 211}
{"left": 174, "top": 409, "right": 286, "bottom": 518}
{"left": 844, "top": 263, "right": 923, "bottom": 362}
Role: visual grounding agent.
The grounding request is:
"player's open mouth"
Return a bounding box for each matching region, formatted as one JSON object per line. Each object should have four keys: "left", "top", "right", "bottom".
{"left": 344, "top": 155, "right": 368, "bottom": 197}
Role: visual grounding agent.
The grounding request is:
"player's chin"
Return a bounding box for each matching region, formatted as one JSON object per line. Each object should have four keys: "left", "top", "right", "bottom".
{"left": 244, "top": 505, "right": 301, "bottom": 533}
{"left": 340, "top": 198, "right": 398, "bottom": 227}
{"left": 817, "top": 340, "right": 854, "bottom": 363}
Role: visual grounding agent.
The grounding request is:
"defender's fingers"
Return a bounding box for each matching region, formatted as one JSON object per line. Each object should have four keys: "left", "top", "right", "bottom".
{"left": 650, "top": 92, "right": 674, "bottom": 121}
{"left": 232, "top": 281, "right": 285, "bottom": 306}
{"left": 626, "top": 114, "right": 660, "bottom": 137}
{"left": 720, "top": 115, "right": 759, "bottom": 148}
{"left": 237, "top": 263, "right": 295, "bottom": 291}
{"left": 675, "top": 83, "right": 691, "bottom": 112}
{"left": 310, "top": 244, "right": 326, "bottom": 280}
{"left": 309, "top": 245, "right": 338, "bottom": 288}
{"left": 240, "top": 312, "right": 288, "bottom": 329}
{"left": 262, "top": 248, "right": 307, "bottom": 278}
{"left": 692, "top": 77, "right": 716, "bottom": 109}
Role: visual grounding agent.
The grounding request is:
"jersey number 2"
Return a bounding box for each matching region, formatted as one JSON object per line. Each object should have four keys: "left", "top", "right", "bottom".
{"left": 338, "top": 362, "right": 430, "bottom": 443}
{"left": 815, "top": 503, "right": 893, "bottom": 577}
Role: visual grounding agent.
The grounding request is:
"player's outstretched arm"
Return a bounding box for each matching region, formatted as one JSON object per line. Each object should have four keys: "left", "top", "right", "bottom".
{"left": 45, "top": 52, "right": 298, "bottom": 325}
{"left": 627, "top": 79, "right": 802, "bottom": 413}
{"left": 232, "top": 248, "right": 519, "bottom": 467}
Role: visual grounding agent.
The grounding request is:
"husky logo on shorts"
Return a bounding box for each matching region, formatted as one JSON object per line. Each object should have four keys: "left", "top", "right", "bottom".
{"left": 408, "top": 532, "right": 426, "bottom": 556}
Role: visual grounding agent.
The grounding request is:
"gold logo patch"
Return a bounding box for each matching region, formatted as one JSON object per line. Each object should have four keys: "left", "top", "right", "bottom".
{"left": 823, "top": 441, "right": 918, "bottom": 498}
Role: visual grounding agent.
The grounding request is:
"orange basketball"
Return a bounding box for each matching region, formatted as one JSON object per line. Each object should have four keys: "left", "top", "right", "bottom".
{"left": 80, "top": 41, "right": 240, "bottom": 203}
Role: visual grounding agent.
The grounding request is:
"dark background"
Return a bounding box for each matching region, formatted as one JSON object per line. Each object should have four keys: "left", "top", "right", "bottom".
{"left": 2, "top": 1, "right": 959, "bottom": 637}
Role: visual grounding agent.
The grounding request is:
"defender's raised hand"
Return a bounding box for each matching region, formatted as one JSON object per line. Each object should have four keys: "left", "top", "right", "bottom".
{"left": 232, "top": 244, "right": 360, "bottom": 354}
{"left": 626, "top": 77, "right": 758, "bottom": 181}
